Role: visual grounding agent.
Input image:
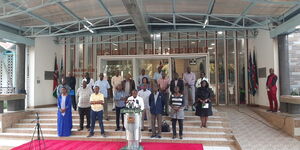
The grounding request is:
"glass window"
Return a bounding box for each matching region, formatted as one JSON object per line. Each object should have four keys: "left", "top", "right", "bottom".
{"left": 226, "top": 31, "right": 236, "bottom": 104}
{"left": 217, "top": 32, "right": 226, "bottom": 104}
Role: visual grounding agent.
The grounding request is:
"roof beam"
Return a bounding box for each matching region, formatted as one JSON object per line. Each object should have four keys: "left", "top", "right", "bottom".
{"left": 6, "top": 1, "right": 53, "bottom": 25}
{"left": 96, "top": 0, "right": 122, "bottom": 32}
{"left": 243, "top": 0, "right": 300, "bottom": 5}
{"left": 171, "top": 0, "right": 176, "bottom": 30}
{"left": 0, "top": 29, "right": 34, "bottom": 46}
{"left": 122, "top": 0, "right": 151, "bottom": 43}
{"left": 56, "top": 2, "right": 81, "bottom": 20}
{"left": 270, "top": 13, "right": 300, "bottom": 38}
{"left": 207, "top": 0, "right": 215, "bottom": 14}
{"left": 0, "top": 0, "right": 66, "bottom": 19}
{"left": 232, "top": 2, "right": 256, "bottom": 26}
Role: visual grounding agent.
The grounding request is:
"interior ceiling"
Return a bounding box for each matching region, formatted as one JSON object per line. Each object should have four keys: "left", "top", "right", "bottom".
{"left": 0, "top": 0, "right": 298, "bottom": 37}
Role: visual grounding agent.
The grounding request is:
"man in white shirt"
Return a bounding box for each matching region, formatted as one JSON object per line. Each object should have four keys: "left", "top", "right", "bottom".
{"left": 127, "top": 90, "right": 144, "bottom": 110}
{"left": 196, "top": 72, "right": 209, "bottom": 88}
{"left": 111, "top": 71, "right": 123, "bottom": 111}
{"left": 138, "top": 84, "right": 152, "bottom": 132}
{"left": 76, "top": 80, "right": 93, "bottom": 131}
{"left": 183, "top": 66, "right": 196, "bottom": 111}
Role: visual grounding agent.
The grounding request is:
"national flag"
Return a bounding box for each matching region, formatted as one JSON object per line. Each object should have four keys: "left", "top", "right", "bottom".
{"left": 52, "top": 56, "right": 59, "bottom": 98}
{"left": 248, "top": 53, "right": 253, "bottom": 95}
{"left": 252, "top": 50, "right": 259, "bottom": 95}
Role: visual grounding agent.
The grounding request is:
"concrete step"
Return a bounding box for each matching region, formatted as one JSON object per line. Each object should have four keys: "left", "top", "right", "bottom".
{"left": 26, "top": 114, "right": 227, "bottom": 122}
{"left": 0, "top": 133, "right": 236, "bottom": 147}
{"left": 18, "top": 119, "right": 228, "bottom": 127}
{"left": 4, "top": 128, "right": 234, "bottom": 139}
{"left": 34, "top": 110, "right": 226, "bottom": 116}
{"left": 13, "top": 123, "right": 231, "bottom": 132}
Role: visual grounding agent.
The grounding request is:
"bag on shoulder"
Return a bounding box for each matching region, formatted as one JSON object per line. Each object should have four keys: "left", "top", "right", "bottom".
{"left": 161, "top": 120, "right": 170, "bottom": 132}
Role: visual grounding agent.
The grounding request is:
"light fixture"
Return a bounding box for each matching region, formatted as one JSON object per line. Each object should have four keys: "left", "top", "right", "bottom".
{"left": 217, "top": 31, "right": 223, "bottom": 35}
{"left": 112, "top": 43, "right": 118, "bottom": 46}
{"left": 114, "top": 48, "right": 118, "bottom": 51}
{"left": 296, "top": 25, "right": 300, "bottom": 29}
{"left": 203, "top": 17, "right": 208, "bottom": 28}
{"left": 84, "top": 25, "right": 94, "bottom": 33}
{"left": 191, "top": 41, "right": 195, "bottom": 44}
{"left": 84, "top": 17, "right": 94, "bottom": 27}
{"left": 211, "top": 43, "right": 215, "bottom": 46}
{"left": 208, "top": 47, "right": 213, "bottom": 50}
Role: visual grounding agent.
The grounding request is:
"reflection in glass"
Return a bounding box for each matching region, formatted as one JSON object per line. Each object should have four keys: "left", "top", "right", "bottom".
{"left": 217, "top": 32, "right": 226, "bottom": 104}
{"left": 227, "top": 31, "right": 236, "bottom": 104}
{"left": 237, "top": 35, "right": 246, "bottom": 104}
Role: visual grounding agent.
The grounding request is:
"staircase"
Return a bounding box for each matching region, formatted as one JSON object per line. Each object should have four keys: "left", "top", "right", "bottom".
{"left": 0, "top": 107, "right": 240, "bottom": 150}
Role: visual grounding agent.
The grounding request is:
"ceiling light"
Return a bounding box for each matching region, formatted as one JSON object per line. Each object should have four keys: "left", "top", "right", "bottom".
{"left": 84, "top": 25, "right": 94, "bottom": 33}
{"left": 296, "top": 25, "right": 300, "bottom": 29}
{"left": 114, "top": 48, "right": 118, "bottom": 51}
{"left": 203, "top": 18, "right": 208, "bottom": 29}
{"left": 208, "top": 47, "right": 213, "bottom": 50}
{"left": 84, "top": 17, "right": 94, "bottom": 27}
{"left": 211, "top": 43, "right": 215, "bottom": 46}
{"left": 218, "top": 31, "right": 223, "bottom": 35}
{"left": 191, "top": 42, "right": 195, "bottom": 44}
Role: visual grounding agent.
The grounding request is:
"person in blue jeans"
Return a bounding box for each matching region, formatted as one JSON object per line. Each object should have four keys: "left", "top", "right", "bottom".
{"left": 87, "top": 86, "right": 106, "bottom": 137}
{"left": 114, "top": 84, "right": 127, "bottom": 131}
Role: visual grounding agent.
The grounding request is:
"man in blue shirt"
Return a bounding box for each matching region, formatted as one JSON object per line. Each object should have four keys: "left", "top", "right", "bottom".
{"left": 94, "top": 73, "right": 111, "bottom": 120}
{"left": 114, "top": 84, "right": 126, "bottom": 131}
{"left": 153, "top": 66, "right": 163, "bottom": 84}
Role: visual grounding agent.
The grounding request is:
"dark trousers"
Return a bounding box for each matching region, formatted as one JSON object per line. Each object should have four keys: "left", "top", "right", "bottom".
{"left": 71, "top": 95, "right": 77, "bottom": 111}
{"left": 162, "top": 92, "right": 169, "bottom": 114}
{"left": 116, "top": 107, "right": 125, "bottom": 129}
{"left": 90, "top": 110, "right": 104, "bottom": 134}
{"left": 78, "top": 107, "right": 91, "bottom": 129}
{"left": 172, "top": 119, "right": 183, "bottom": 136}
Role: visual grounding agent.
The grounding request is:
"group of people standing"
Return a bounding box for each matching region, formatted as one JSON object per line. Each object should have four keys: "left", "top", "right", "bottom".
{"left": 56, "top": 66, "right": 214, "bottom": 140}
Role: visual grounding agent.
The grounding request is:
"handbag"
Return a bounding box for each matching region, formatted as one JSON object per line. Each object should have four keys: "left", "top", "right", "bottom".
{"left": 161, "top": 120, "right": 170, "bottom": 132}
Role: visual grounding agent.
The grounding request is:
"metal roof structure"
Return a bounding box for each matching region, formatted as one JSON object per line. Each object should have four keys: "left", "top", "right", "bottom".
{"left": 0, "top": 0, "right": 299, "bottom": 44}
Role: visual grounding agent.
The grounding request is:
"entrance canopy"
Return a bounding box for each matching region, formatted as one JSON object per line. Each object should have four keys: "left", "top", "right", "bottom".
{"left": 0, "top": 0, "right": 299, "bottom": 40}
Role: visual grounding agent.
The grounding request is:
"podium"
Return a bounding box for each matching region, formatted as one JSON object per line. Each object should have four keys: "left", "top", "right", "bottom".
{"left": 120, "top": 108, "right": 144, "bottom": 150}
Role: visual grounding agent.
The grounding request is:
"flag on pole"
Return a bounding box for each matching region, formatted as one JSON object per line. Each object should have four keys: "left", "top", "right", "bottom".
{"left": 52, "top": 55, "right": 59, "bottom": 98}
{"left": 248, "top": 53, "right": 253, "bottom": 95}
{"left": 252, "top": 50, "right": 259, "bottom": 95}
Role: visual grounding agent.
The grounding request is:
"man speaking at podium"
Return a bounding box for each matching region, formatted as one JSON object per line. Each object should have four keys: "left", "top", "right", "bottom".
{"left": 124, "top": 89, "right": 145, "bottom": 146}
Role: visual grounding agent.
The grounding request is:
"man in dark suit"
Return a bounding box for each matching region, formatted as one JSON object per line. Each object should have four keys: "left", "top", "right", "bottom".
{"left": 66, "top": 71, "right": 77, "bottom": 111}
{"left": 149, "top": 84, "right": 165, "bottom": 138}
{"left": 170, "top": 72, "right": 184, "bottom": 94}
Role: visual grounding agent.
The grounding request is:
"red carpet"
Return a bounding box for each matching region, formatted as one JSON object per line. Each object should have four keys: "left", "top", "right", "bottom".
{"left": 12, "top": 140, "right": 204, "bottom": 150}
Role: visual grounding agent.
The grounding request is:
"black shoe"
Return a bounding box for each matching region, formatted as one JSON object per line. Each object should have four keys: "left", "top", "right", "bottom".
{"left": 156, "top": 135, "right": 161, "bottom": 138}
{"left": 184, "top": 108, "right": 188, "bottom": 111}
{"left": 141, "top": 129, "right": 144, "bottom": 131}
{"left": 106, "top": 118, "right": 109, "bottom": 121}
{"left": 122, "top": 127, "right": 125, "bottom": 131}
{"left": 87, "top": 133, "right": 94, "bottom": 137}
{"left": 150, "top": 135, "right": 156, "bottom": 138}
{"left": 179, "top": 135, "right": 183, "bottom": 139}
{"left": 115, "top": 128, "right": 120, "bottom": 131}
{"left": 272, "top": 110, "right": 278, "bottom": 113}
{"left": 77, "top": 128, "right": 83, "bottom": 131}
{"left": 172, "top": 135, "right": 176, "bottom": 139}
{"left": 266, "top": 109, "right": 272, "bottom": 112}
{"left": 101, "top": 133, "right": 107, "bottom": 138}
{"left": 148, "top": 129, "right": 152, "bottom": 132}
{"left": 112, "top": 108, "right": 115, "bottom": 111}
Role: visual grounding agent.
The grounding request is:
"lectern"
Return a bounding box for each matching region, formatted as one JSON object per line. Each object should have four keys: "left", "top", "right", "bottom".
{"left": 121, "top": 108, "right": 143, "bottom": 150}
